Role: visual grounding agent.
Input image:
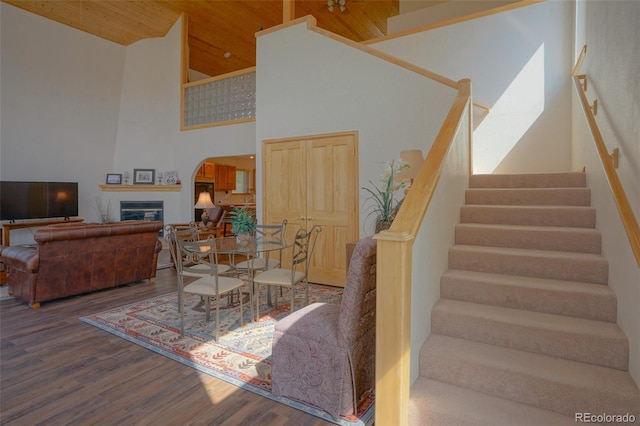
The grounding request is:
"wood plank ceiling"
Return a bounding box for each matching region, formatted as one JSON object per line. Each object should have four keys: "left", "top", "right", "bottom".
{"left": 3, "top": 0, "right": 399, "bottom": 78}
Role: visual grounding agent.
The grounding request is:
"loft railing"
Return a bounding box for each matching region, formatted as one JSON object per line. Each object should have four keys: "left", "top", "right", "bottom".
{"left": 374, "top": 79, "right": 472, "bottom": 425}
{"left": 181, "top": 68, "right": 256, "bottom": 130}
{"left": 572, "top": 45, "right": 640, "bottom": 266}
{"left": 179, "top": 13, "right": 256, "bottom": 130}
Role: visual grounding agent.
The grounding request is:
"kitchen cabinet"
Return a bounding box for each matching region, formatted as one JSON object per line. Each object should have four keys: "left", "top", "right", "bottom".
{"left": 195, "top": 161, "right": 235, "bottom": 190}
{"left": 215, "top": 165, "right": 236, "bottom": 191}
{"left": 196, "top": 161, "right": 216, "bottom": 183}
{"left": 263, "top": 132, "right": 358, "bottom": 287}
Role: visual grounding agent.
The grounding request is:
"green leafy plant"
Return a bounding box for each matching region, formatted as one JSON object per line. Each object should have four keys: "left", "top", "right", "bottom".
{"left": 362, "top": 159, "right": 409, "bottom": 230}
{"left": 229, "top": 205, "right": 256, "bottom": 235}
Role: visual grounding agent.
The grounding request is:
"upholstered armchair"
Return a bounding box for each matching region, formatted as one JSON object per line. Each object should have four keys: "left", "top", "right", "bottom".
{"left": 270, "top": 236, "right": 377, "bottom": 419}
{"left": 204, "top": 209, "right": 227, "bottom": 238}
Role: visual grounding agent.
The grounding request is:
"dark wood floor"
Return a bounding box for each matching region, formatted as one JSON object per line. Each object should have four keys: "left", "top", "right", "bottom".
{"left": 0, "top": 257, "right": 333, "bottom": 425}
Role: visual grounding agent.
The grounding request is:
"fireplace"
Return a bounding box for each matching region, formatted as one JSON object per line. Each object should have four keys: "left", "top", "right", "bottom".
{"left": 120, "top": 201, "right": 164, "bottom": 235}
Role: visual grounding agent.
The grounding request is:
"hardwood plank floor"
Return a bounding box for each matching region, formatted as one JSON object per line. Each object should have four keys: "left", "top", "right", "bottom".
{"left": 0, "top": 257, "right": 333, "bottom": 425}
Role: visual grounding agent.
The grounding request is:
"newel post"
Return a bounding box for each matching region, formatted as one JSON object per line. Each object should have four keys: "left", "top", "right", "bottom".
{"left": 374, "top": 229, "right": 415, "bottom": 425}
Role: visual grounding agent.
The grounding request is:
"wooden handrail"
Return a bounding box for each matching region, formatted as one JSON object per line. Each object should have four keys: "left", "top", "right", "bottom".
{"left": 182, "top": 67, "right": 256, "bottom": 88}
{"left": 473, "top": 102, "right": 491, "bottom": 112}
{"left": 572, "top": 46, "right": 640, "bottom": 267}
{"left": 572, "top": 45, "right": 587, "bottom": 77}
{"left": 258, "top": 16, "right": 491, "bottom": 110}
{"left": 363, "top": 0, "right": 545, "bottom": 47}
{"left": 374, "top": 79, "right": 472, "bottom": 425}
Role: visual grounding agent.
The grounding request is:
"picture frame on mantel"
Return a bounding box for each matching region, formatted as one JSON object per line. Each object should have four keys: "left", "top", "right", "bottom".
{"left": 164, "top": 171, "right": 178, "bottom": 185}
{"left": 106, "top": 173, "right": 122, "bottom": 185}
{"left": 133, "top": 169, "right": 155, "bottom": 185}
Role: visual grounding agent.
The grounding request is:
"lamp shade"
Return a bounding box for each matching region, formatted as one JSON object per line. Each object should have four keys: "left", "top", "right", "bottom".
{"left": 194, "top": 191, "right": 215, "bottom": 209}
{"left": 395, "top": 149, "right": 424, "bottom": 181}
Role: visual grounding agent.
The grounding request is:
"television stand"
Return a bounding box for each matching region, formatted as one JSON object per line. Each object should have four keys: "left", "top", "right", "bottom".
{"left": 1, "top": 218, "right": 84, "bottom": 247}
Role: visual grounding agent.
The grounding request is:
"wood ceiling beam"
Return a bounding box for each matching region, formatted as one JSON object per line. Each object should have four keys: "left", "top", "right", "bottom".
{"left": 283, "top": 0, "right": 295, "bottom": 22}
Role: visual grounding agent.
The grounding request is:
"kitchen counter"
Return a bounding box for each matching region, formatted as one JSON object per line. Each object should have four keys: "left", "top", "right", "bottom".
{"left": 218, "top": 203, "right": 256, "bottom": 208}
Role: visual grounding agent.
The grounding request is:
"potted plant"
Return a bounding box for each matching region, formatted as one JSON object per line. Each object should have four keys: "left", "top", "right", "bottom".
{"left": 94, "top": 198, "right": 114, "bottom": 224}
{"left": 229, "top": 205, "right": 256, "bottom": 242}
{"left": 362, "top": 159, "right": 409, "bottom": 233}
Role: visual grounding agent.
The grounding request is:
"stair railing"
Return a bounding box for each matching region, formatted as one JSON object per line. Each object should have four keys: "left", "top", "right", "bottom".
{"left": 374, "top": 78, "right": 473, "bottom": 425}
{"left": 572, "top": 45, "right": 640, "bottom": 266}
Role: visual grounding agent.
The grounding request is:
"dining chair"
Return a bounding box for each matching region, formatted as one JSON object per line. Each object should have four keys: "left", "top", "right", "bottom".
{"left": 171, "top": 232, "right": 248, "bottom": 340}
{"left": 167, "top": 223, "right": 230, "bottom": 272}
{"left": 166, "top": 223, "right": 210, "bottom": 309}
{"left": 252, "top": 225, "right": 321, "bottom": 319}
{"left": 234, "top": 219, "right": 288, "bottom": 273}
{"left": 203, "top": 209, "right": 227, "bottom": 238}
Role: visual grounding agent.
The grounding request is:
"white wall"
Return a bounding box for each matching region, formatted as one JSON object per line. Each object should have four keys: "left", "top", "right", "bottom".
{"left": 0, "top": 4, "right": 256, "bottom": 238}
{"left": 572, "top": 0, "right": 640, "bottom": 385}
{"left": 0, "top": 3, "right": 125, "bottom": 223}
{"left": 256, "top": 21, "right": 469, "bottom": 381}
{"left": 409, "top": 113, "right": 469, "bottom": 381}
{"left": 110, "top": 17, "right": 257, "bottom": 226}
{"left": 376, "top": 1, "right": 574, "bottom": 174}
{"left": 255, "top": 21, "right": 456, "bottom": 237}
{"left": 391, "top": 1, "right": 519, "bottom": 32}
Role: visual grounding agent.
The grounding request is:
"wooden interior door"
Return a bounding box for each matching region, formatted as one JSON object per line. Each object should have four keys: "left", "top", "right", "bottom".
{"left": 263, "top": 139, "right": 306, "bottom": 238}
{"left": 263, "top": 132, "right": 358, "bottom": 287}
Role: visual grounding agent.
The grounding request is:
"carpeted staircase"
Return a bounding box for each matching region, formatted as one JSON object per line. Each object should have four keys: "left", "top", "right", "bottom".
{"left": 409, "top": 172, "right": 640, "bottom": 425}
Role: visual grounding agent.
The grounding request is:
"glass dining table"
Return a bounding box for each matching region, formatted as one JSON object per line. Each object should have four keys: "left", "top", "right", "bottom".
{"left": 185, "top": 235, "right": 292, "bottom": 321}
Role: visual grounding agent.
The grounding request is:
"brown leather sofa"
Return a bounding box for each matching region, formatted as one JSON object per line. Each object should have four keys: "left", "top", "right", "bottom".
{"left": 2, "top": 220, "right": 163, "bottom": 308}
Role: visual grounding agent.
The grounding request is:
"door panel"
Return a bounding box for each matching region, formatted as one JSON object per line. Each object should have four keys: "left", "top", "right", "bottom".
{"left": 263, "top": 132, "right": 358, "bottom": 286}
{"left": 263, "top": 141, "right": 305, "bottom": 269}
{"left": 307, "top": 135, "right": 356, "bottom": 285}
{"left": 263, "top": 140, "right": 306, "bottom": 230}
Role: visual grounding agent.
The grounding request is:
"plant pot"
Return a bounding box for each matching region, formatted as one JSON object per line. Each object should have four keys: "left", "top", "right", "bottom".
{"left": 375, "top": 220, "right": 392, "bottom": 233}
{"left": 236, "top": 233, "right": 251, "bottom": 246}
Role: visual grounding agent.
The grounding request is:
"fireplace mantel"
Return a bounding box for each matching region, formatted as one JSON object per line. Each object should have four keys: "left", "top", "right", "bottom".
{"left": 99, "top": 184, "right": 181, "bottom": 192}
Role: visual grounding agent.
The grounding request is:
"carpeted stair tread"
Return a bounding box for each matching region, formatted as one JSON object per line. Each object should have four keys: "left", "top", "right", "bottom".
{"left": 448, "top": 245, "right": 608, "bottom": 284}
{"left": 455, "top": 223, "right": 602, "bottom": 253}
{"left": 469, "top": 172, "right": 586, "bottom": 188}
{"left": 411, "top": 171, "right": 638, "bottom": 425}
{"left": 409, "top": 377, "right": 576, "bottom": 426}
{"left": 431, "top": 299, "right": 628, "bottom": 370}
{"left": 440, "top": 270, "right": 617, "bottom": 322}
{"left": 419, "top": 334, "right": 640, "bottom": 418}
{"left": 460, "top": 205, "right": 596, "bottom": 228}
{"left": 465, "top": 187, "right": 591, "bottom": 206}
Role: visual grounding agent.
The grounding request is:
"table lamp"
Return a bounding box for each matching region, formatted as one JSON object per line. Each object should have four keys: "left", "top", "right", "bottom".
{"left": 194, "top": 191, "right": 215, "bottom": 225}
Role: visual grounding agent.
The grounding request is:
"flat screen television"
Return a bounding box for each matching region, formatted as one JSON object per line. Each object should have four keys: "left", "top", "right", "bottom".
{"left": 0, "top": 181, "right": 79, "bottom": 222}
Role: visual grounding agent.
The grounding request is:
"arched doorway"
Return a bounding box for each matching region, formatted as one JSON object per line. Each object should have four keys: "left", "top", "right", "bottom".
{"left": 193, "top": 155, "right": 256, "bottom": 224}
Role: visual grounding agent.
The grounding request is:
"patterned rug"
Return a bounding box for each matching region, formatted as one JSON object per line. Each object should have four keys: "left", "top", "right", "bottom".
{"left": 80, "top": 283, "right": 375, "bottom": 425}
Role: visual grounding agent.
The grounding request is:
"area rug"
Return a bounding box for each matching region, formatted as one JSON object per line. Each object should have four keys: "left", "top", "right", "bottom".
{"left": 80, "top": 283, "right": 375, "bottom": 425}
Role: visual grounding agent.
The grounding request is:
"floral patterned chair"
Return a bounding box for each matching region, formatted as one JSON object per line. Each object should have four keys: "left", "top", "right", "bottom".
{"left": 270, "top": 236, "right": 377, "bottom": 419}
